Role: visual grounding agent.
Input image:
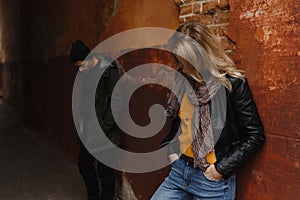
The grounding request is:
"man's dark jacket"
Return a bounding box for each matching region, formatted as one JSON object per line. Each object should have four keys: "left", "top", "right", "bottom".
{"left": 95, "top": 59, "right": 122, "bottom": 147}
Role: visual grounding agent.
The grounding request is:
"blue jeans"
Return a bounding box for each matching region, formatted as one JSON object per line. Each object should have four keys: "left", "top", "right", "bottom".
{"left": 151, "top": 158, "right": 236, "bottom": 200}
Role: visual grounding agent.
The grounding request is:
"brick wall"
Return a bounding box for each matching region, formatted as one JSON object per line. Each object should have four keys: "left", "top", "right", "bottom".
{"left": 175, "top": 0, "right": 235, "bottom": 57}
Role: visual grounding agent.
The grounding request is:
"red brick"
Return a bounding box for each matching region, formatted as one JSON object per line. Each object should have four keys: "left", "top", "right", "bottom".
{"left": 214, "top": 11, "right": 230, "bottom": 24}
{"left": 179, "top": 17, "right": 186, "bottom": 24}
{"left": 193, "top": 3, "right": 201, "bottom": 14}
{"left": 174, "top": 0, "right": 183, "bottom": 6}
{"left": 202, "top": 0, "right": 218, "bottom": 13}
{"left": 180, "top": 4, "right": 193, "bottom": 16}
{"left": 184, "top": 0, "right": 202, "bottom": 3}
{"left": 219, "top": 0, "right": 229, "bottom": 9}
{"left": 208, "top": 25, "right": 228, "bottom": 37}
{"left": 185, "top": 14, "right": 214, "bottom": 25}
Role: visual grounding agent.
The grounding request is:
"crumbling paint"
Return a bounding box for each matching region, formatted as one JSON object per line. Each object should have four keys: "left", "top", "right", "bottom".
{"left": 229, "top": 0, "right": 300, "bottom": 199}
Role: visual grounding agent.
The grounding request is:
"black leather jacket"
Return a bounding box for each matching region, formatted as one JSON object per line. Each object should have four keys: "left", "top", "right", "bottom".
{"left": 161, "top": 75, "right": 265, "bottom": 179}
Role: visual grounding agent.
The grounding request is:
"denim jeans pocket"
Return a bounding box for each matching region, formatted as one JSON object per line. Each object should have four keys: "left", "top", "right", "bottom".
{"left": 202, "top": 170, "right": 223, "bottom": 183}
{"left": 171, "top": 158, "right": 180, "bottom": 165}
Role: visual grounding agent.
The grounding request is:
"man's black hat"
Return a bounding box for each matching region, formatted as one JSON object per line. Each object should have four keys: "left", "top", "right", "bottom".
{"left": 69, "top": 40, "right": 90, "bottom": 62}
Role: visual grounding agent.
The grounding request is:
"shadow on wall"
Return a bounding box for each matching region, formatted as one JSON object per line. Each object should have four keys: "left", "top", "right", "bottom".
{"left": 0, "top": 63, "right": 3, "bottom": 104}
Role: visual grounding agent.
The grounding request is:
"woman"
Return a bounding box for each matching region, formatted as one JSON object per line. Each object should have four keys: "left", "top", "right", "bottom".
{"left": 151, "top": 22, "right": 265, "bottom": 200}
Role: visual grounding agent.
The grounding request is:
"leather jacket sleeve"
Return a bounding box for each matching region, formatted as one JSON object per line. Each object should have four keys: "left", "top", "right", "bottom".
{"left": 215, "top": 78, "right": 265, "bottom": 178}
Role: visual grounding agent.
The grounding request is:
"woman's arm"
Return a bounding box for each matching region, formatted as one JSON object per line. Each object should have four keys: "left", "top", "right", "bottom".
{"left": 215, "top": 78, "right": 265, "bottom": 178}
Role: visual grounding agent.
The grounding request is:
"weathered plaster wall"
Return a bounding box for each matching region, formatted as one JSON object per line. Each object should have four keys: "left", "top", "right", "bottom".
{"left": 11, "top": 0, "right": 179, "bottom": 161}
{"left": 2, "top": 0, "right": 180, "bottom": 199}
{"left": 117, "top": 49, "right": 178, "bottom": 199}
{"left": 99, "top": 0, "right": 179, "bottom": 42}
{"left": 20, "top": 0, "right": 179, "bottom": 59}
{"left": 19, "top": 0, "right": 112, "bottom": 162}
{"left": 228, "top": 0, "right": 300, "bottom": 199}
{"left": 96, "top": 2, "right": 179, "bottom": 199}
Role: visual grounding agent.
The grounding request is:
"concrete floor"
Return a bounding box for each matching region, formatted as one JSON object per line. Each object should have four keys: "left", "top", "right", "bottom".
{"left": 0, "top": 104, "right": 87, "bottom": 200}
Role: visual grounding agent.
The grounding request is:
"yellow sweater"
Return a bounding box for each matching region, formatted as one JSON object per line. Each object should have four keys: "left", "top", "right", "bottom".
{"left": 178, "top": 93, "right": 216, "bottom": 164}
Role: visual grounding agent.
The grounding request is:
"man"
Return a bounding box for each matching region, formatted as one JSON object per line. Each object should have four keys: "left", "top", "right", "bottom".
{"left": 69, "top": 40, "right": 122, "bottom": 200}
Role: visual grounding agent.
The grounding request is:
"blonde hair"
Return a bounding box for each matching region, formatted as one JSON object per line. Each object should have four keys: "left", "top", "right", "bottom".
{"left": 168, "top": 22, "right": 244, "bottom": 91}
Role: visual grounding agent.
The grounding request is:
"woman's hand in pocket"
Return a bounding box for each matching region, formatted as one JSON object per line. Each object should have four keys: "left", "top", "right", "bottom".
{"left": 203, "top": 164, "right": 222, "bottom": 181}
